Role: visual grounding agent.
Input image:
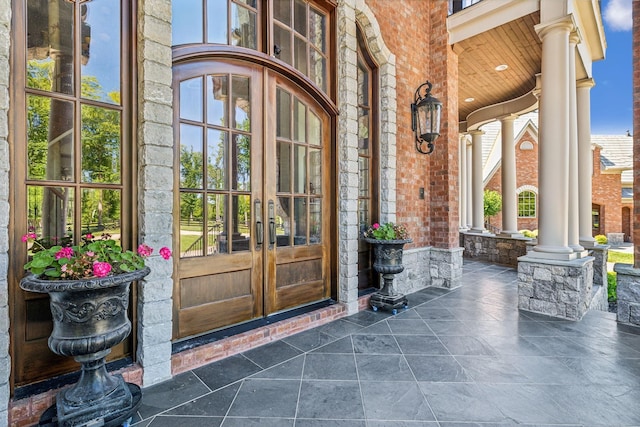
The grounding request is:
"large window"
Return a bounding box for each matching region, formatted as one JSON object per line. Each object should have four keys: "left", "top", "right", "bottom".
{"left": 172, "top": 0, "right": 330, "bottom": 93}
{"left": 518, "top": 190, "right": 536, "bottom": 218}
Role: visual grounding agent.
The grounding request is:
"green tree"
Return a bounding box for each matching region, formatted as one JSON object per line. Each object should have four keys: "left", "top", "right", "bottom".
{"left": 483, "top": 189, "right": 502, "bottom": 227}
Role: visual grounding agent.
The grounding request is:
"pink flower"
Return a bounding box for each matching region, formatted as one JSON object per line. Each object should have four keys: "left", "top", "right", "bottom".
{"left": 92, "top": 261, "right": 112, "bottom": 278}
{"left": 372, "top": 223, "right": 380, "bottom": 229}
{"left": 85, "top": 233, "right": 93, "bottom": 239}
{"left": 61, "top": 264, "right": 67, "bottom": 272}
{"left": 21, "top": 234, "right": 28, "bottom": 243}
{"left": 85, "top": 251, "right": 95, "bottom": 258}
{"left": 159, "top": 247, "right": 172, "bottom": 260}
{"left": 137, "top": 244, "right": 153, "bottom": 257}
{"left": 55, "top": 247, "right": 74, "bottom": 260}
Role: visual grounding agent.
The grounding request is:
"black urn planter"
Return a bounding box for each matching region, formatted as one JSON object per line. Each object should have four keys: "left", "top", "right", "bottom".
{"left": 364, "top": 238, "right": 412, "bottom": 314}
{"left": 20, "top": 267, "right": 150, "bottom": 427}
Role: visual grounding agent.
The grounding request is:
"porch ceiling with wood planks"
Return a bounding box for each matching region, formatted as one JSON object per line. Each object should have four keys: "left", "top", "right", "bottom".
{"left": 455, "top": 12, "right": 541, "bottom": 122}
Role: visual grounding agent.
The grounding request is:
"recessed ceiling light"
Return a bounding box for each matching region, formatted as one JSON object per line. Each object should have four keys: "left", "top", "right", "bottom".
{"left": 464, "top": 97, "right": 475, "bottom": 102}
{"left": 495, "top": 64, "right": 508, "bottom": 71}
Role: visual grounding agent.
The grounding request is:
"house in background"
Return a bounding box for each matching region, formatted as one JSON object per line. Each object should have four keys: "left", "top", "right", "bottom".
{"left": 480, "top": 113, "right": 633, "bottom": 244}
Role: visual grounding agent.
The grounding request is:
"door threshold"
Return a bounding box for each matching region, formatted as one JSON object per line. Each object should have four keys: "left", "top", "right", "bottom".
{"left": 172, "top": 299, "right": 335, "bottom": 355}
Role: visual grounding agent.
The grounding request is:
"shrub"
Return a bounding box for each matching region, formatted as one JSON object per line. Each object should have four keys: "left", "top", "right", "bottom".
{"left": 519, "top": 229, "right": 538, "bottom": 238}
{"left": 595, "top": 234, "right": 608, "bottom": 245}
{"left": 607, "top": 271, "right": 617, "bottom": 302}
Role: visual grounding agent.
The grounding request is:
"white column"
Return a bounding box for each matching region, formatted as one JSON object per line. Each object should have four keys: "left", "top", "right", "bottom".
{"left": 577, "top": 78, "right": 596, "bottom": 248}
{"left": 530, "top": 17, "right": 575, "bottom": 260}
{"left": 568, "top": 31, "right": 585, "bottom": 255}
{"left": 470, "top": 130, "right": 486, "bottom": 233}
{"left": 466, "top": 140, "right": 473, "bottom": 228}
{"left": 459, "top": 135, "right": 468, "bottom": 230}
{"left": 498, "top": 115, "right": 522, "bottom": 237}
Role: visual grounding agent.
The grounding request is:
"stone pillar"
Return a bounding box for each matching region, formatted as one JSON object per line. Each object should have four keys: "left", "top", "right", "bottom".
{"left": 615, "top": 264, "right": 640, "bottom": 326}
{"left": 633, "top": 0, "right": 640, "bottom": 269}
{"left": 498, "top": 115, "right": 521, "bottom": 237}
{"left": 469, "top": 130, "right": 486, "bottom": 233}
{"left": 530, "top": 17, "right": 575, "bottom": 260}
{"left": 577, "top": 78, "right": 596, "bottom": 248}
{"left": 568, "top": 31, "right": 585, "bottom": 256}
{"left": 137, "top": 0, "right": 175, "bottom": 387}
{"left": 459, "top": 135, "right": 468, "bottom": 230}
{"left": 466, "top": 140, "right": 473, "bottom": 228}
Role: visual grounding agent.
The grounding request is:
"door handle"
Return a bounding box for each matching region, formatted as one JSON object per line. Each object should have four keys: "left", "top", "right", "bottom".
{"left": 268, "top": 200, "right": 276, "bottom": 247}
{"left": 255, "top": 199, "right": 263, "bottom": 246}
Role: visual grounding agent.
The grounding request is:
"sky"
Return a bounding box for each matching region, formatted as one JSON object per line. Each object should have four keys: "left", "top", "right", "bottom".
{"left": 590, "top": 0, "right": 633, "bottom": 135}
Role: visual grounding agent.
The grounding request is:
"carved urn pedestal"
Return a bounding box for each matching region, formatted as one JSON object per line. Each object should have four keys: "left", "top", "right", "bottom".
{"left": 20, "top": 267, "right": 150, "bottom": 427}
{"left": 364, "top": 238, "right": 412, "bottom": 314}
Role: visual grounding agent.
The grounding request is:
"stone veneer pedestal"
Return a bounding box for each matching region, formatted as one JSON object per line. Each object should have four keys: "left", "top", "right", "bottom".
{"left": 518, "top": 256, "right": 594, "bottom": 320}
{"left": 614, "top": 263, "right": 640, "bottom": 326}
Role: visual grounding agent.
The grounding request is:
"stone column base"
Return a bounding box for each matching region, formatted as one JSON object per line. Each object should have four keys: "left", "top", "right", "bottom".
{"left": 518, "top": 255, "right": 594, "bottom": 320}
{"left": 588, "top": 245, "right": 609, "bottom": 288}
{"left": 613, "top": 263, "right": 640, "bottom": 326}
{"left": 430, "top": 247, "right": 464, "bottom": 289}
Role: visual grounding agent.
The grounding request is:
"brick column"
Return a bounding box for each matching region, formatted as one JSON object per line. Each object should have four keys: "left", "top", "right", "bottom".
{"left": 137, "top": 0, "right": 174, "bottom": 387}
{"left": 0, "top": 0, "right": 10, "bottom": 423}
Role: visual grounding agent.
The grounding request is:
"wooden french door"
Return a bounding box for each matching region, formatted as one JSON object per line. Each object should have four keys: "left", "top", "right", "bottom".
{"left": 173, "top": 61, "right": 331, "bottom": 339}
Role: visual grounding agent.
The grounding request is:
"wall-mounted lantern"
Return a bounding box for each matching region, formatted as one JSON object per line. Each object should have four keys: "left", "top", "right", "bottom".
{"left": 411, "top": 81, "right": 442, "bottom": 155}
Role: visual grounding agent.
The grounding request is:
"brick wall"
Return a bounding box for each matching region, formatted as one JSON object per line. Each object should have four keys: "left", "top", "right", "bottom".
{"left": 592, "top": 146, "right": 623, "bottom": 236}
{"left": 365, "top": 1, "right": 459, "bottom": 250}
{"left": 634, "top": 0, "right": 640, "bottom": 267}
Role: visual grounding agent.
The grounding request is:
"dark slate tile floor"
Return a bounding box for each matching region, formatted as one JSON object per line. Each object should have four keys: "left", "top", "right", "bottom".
{"left": 133, "top": 261, "right": 640, "bottom": 426}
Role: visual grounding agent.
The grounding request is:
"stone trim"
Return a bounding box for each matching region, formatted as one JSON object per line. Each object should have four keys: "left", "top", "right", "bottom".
{"left": 516, "top": 184, "right": 538, "bottom": 194}
{"left": 136, "top": 0, "right": 174, "bottom": 387}
{"left": 337, "top": 0, "right": 396, "bottom": 314}
{"left": 0, "top": 0, "right": 10, "bottom": 425}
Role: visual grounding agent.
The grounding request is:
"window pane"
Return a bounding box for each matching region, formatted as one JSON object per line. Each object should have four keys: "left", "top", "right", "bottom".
{"left": 276, "top": 196, "right": 291, "bottom": 246}
{"left": 237, "top": 0, "right": 257, "bottom": 7}
{"left": 294, "top": 145, "right": 306, "bottom": 194}
{"left": 277, "top": 88, "right": 291, "bottom": 139}
{"left": 358, "top": 60, "right": 369, "bottom": 105}
{"left": 309, "top": 49, "right": 326, "bottom": 92}
{"left": 293, "top": 99, "right": 306, "bottom": 142}
{"left": 27, "top": 185, "right": 75, "bottom": 244}
{"left": 294, "top": 0, "right": 307, "bottom": 36}
{"left": 309, "top": 7, "right": 326, "bottom": 51}
{"left": 358, "top": 199, "right": 370, "bottom": 232}
{"left": 27, "top": 0, "right": 74, "bottom": 95}
{"left": 231, "top": 195, "right": 251, "bottom": 252}
{"left": 294, "top": 197, "right": 306, "bottom": 245}
{"left": 310, "top": 198, "right": 321, "bottom": 244}
{"left": 274, "top": 0, "right": 291, "bottom": 25}
{"left": 180, "top": 193, "right": 204, "bottom": 257}
{"left": 358, "top": 108, "right": 369, "bottom": 153}
{"left": 309, "top": 148, "right": 321, "bottom": 194}
{"left": 181, "top": 77, "right": 203, "bottom": 122}
{"left": 208, "top": 75, "right": 228, "bottom": 127}
{"left": 172, "top": 0, "right": 203, "bottom": 45}
{"left": 207, "top": 0, "right": 228, "bottom": 44}
{"left": 274, "top": 25, "right": 292, "bottom": 65}
{"left": 277, "top": 141, "right": 291, "bottom": 192}
{"left": 294, "top": 36, "right": 308, "bottom": 76}
{"left": 207, "top": 129, "right": 227, "bottom": 190}
{"left": 308, "top": 111, "right": 321, "bottom": 146}
{"left": 232, "top": 76, "right": 251, "bottom": 130}
{"left": 81, "top": 0, "right": 121, "bottom": 104}
{"left": 180, "top": 124, "right": 204, "bottom": 189}
{"left": 81, "top": 104, "right": 121, "bottom": 184}
{"left": 27, "top": 95, "right": 74, "bottom": 181}
{"left": 81, "top": 189, "right": 121, "bottom": 237}
{"left": 358, "top": 156, "right": 369, "bottom": 197}
{"left": 232, "top": 134, "right": 251, "bottom": 191}
{"left": 207, "top": 194, "right": 227, "bottom": 254}
{"left": 231, "top": 3, "right": 257, "bottom": 49}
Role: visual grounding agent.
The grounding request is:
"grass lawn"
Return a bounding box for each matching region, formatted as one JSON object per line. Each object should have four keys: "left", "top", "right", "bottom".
{"left": 608, "top": 250, "right": 634, "bottom": 265}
